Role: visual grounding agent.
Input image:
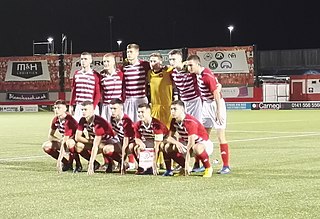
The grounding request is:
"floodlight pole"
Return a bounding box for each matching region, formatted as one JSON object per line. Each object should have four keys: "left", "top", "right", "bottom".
{"left": 109, "top": 16, "right": 114, "bottom": 52}
{"left": 228, "top": 25, "right": 234, "bottom": 46}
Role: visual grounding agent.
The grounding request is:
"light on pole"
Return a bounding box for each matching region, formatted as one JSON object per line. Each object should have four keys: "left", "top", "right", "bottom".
{"left": 109, "top": 16, "right": 114, "bottom": 52}
{"left": 117, "top": 40, "right": 122, "bottom": 51}
{"left": 47, "top": 37, "right": 54, "bottom": 53}
{"left": 227, "top": 25, "right": 234, "bottom": 46}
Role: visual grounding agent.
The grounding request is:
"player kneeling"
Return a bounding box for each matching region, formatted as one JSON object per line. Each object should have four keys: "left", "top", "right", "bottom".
{"left": 162, "top": 100, "right": 214, "bottom": 177}
{"left": 108, "top": 98, "right": 136, "bottom": 175}
{"left": 42, "top": 100, "right": 82, "bottom": 173}
{"left": 130, "top": 103, "right": 168, "bottom": 175}
{"left": 75, "top": 101, "right": 120, "bottom": 175}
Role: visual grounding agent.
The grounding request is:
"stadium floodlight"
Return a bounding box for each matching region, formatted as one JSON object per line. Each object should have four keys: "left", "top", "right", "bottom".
{"left": 227, "top": 25, "right": 234, "bottom": 46}
{"left": 117, "top": 40, "right": 122, "bottom": 51}
{"left": 47, "top": 37, "right": 54, "bottom": 43}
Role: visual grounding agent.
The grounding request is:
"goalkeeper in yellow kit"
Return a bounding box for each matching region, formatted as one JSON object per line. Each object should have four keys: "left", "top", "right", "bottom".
{"left": 147, "top": 52, "right": 174, "bottom": 169}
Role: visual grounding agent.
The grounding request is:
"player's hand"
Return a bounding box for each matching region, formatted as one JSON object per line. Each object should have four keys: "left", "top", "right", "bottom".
{"left": 175, "top": 143, "right": 183, "bottom": 154}
{"left": 120, "top": 159, "right": 126, "bottom": 175}
{"left": 87, "top": 162, "right": 94, "bottom": 175}
{"left": 56, "top": 161, "right": 63, "bottom": 173}
{"left": 152, "top": 162, "right": 158, "bottom": 176}
{"left": 215, "top": 111, "right": 223, "bottom": 126}
{"left": 139, "top": 143, "right": 146, "bottom": 150}
{"left": 185, "top": 153, "right": 191, "bottom": 176}
{"left": 68, "top": 106, "right": 74, "bottom": 115}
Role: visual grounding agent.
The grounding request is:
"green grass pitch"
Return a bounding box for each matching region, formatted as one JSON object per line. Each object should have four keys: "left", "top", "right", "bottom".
{"left": 0, "top": 110, "right": 320, "bottom": 218}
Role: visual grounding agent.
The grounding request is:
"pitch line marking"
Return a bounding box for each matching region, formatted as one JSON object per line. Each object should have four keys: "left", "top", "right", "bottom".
{"left": 227, "top": 130, "right": 320, "bottom": 134}
{"left": 229, "top": 120, "right": 305, "bottom": 124}
{"left": 0, "top": 133, "right": 319, "bottom": 161}
{"left": 0, "top": 155, "right": 46, "bottom": 162}
{"left": 226, "top": 133, "right": 320, "bottom": 143}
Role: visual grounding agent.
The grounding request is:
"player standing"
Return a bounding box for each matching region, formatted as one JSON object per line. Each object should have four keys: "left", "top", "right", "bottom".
{"left": 168, "top": 49, "right": 204, "bottom": 171}
{"left": 186, "top": 55, "right": 230, "bottom": 174}
{"left": 69, "top": 52, "right": 101, "bottom": 122}
{"left": 121, "top": 43, "right": 150, "bottom": 122}
{"left": 100, "top": 53, "right": 124, "bottom": 122}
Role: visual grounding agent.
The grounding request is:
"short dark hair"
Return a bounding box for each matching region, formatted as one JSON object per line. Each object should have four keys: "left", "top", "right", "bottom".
{"left": 54, "top": 99, "right": 66, "bottom": 105}
{"left": 186, "top": 54, "right": 201, "bottom": 63}
{"left": 149, "top": 52, "right": 163, "bottom": 60}
{"left": 81, "top": 101, "right": 93, "bottom": 106}
{"left": 171, "top": 100, "right": 185, "bottom": 108}
{"left": 81, "top": 52, "right": 92, "bottom": 56}
{"left": 168, "top": 49, "right": 182, "bottom": 57}
{"left": 109, "top": 98, "right": 123, "bottom": 105}
{"left": 127, "top": 43, "right": 140, "bottom": 50}
{"left": 137, "top": 103, "right": 150, "bottom": 109}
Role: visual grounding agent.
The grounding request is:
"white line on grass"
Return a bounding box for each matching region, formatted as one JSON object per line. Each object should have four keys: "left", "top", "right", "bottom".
{"left": 0, "top": 155, "right": 46, "bottom": 162}
{"left": 1, "top": 133, "right": 319, "bottom": 161}
{"left": 229, "top": 120, "right": 304, "bottom": 124}
{"left": 226, "top": 133, "right": 320, "bottom": 143}
{"left": 227, "top": 130, "right": 320, "bottom": 134}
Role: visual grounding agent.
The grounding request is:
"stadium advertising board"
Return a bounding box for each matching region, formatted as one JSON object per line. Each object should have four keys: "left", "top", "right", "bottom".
{"left": 69, "top": 52, "right": 123, "bottom": 78}
{"left": 0, "top": 105, "right": 38, "bottom": 112}
{"left": 6, "top": 92, "right": 49, "bottom": 101}
{"left": 251, "top": 102, "right": 320, "bottom": 110}
{"left": 139, "top": 49, "right": 175, "bottom": 65}
{"left": 226, "top": 103, "right": 251, "bottom": 110}
{"left": 197, "top": 50, "right": 250, "bottom": 74}
{"left": 5, "top": 60, "right": 51, "bottom": 81}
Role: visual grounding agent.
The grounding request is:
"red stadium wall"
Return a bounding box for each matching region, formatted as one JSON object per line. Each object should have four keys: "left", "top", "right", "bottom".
{"left": 0, "top": 55, "right": 60, "bottom": 105}
{"left": 0, "top": 47, "right": 261, "bottom": 105}
{"left": 290, "top": 75, "right": 320, "bottom": 101}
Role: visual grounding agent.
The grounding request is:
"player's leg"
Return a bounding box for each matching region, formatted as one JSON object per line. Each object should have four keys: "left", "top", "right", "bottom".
{"left": 212, "top": 99, "right": 230, "bottom": 174}
{"left": 42, "top": 140, "right": 69, "bottom": 165}
{"left": 162, "top": 142, "right": 186, "bottom": 176}
{"left": 66, "top": 139, "right": 82, "bottom": 172}
{"left": 102, "top": 141, "right": 122, "bottom": 173}
{"left": 161, "top": 143, "right": 174, "bottom": 176}
{"left": 186, "top": 97, "right": 204, "bottom": 171}
{"left": 216, "top": 128, "right": 230, "bottom": 174}
{"left": 193, "top": 141, "right": 213, "bottom": 177}
{"left": 76, "top": 142, "right": 101, "bottom": 171}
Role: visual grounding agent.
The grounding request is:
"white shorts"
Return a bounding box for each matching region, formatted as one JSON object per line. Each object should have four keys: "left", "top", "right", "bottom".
{"left": 183, "top": 97, "right": 202, "bottom": 122}
{"left": 101, "top": 103, "right": 112, "bottom": 122}
{"left": 124, "top": 97, "right": 148, "bottom": 122}
{"left": 74, "top": 104, "right": 100, "bottom": 122}
{"left": 202, "top": 98, "right": 227, "bottom": 129}
{"left": 180, "top": 139, "right": 214, "bottom": 156}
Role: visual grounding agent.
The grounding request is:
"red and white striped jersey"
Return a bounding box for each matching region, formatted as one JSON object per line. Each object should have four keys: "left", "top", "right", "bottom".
{"left": 171, "top": 68, "right": 200, "bottom": 101}
{"left": 78, "top": 115, "right": 115, "bottom": 141}
{"left": 134, "top": 118, "right": 168, "bottom": 141}
{"left": 121, "top": 60, "right": 150, "bottom": 98}
{"left": 51, "top": 113, "right": 78, "bottom": 137}
{"left": 110, "top": 114, "right": 135, "bottom": 142}
{"left": 70, "top": 69, "right": 101, "bottom": 107}
{"left": 100, "top": 69, "right": 124, "bottom": 104}
{"left": 196, "top": 68, "right": 219, "bottom": 101}
{"left": 169, "top": 114, "right": 208, "bottom": 143}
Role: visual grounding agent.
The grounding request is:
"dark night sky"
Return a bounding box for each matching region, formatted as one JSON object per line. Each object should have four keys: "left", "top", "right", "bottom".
{"left": 1, "top": 0, "right": 319, "bottom": 57}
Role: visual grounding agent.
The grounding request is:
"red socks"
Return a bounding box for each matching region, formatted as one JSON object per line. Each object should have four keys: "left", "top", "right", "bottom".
{"left": 105, "top": 151, "right": 121, "bottom": 163}
{"left": 44, "top": 148, "right": 68, "bottom": 164}
{"left": 196, "top": 151, "right": 211, "bottom": 168}
{"left": 220, "top": 143, "right": 229, "bottom": 167}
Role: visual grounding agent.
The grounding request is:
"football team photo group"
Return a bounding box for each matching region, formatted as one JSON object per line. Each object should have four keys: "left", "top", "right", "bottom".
{"left": 42, "top": 44, "right": 231, "bottom": 177}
